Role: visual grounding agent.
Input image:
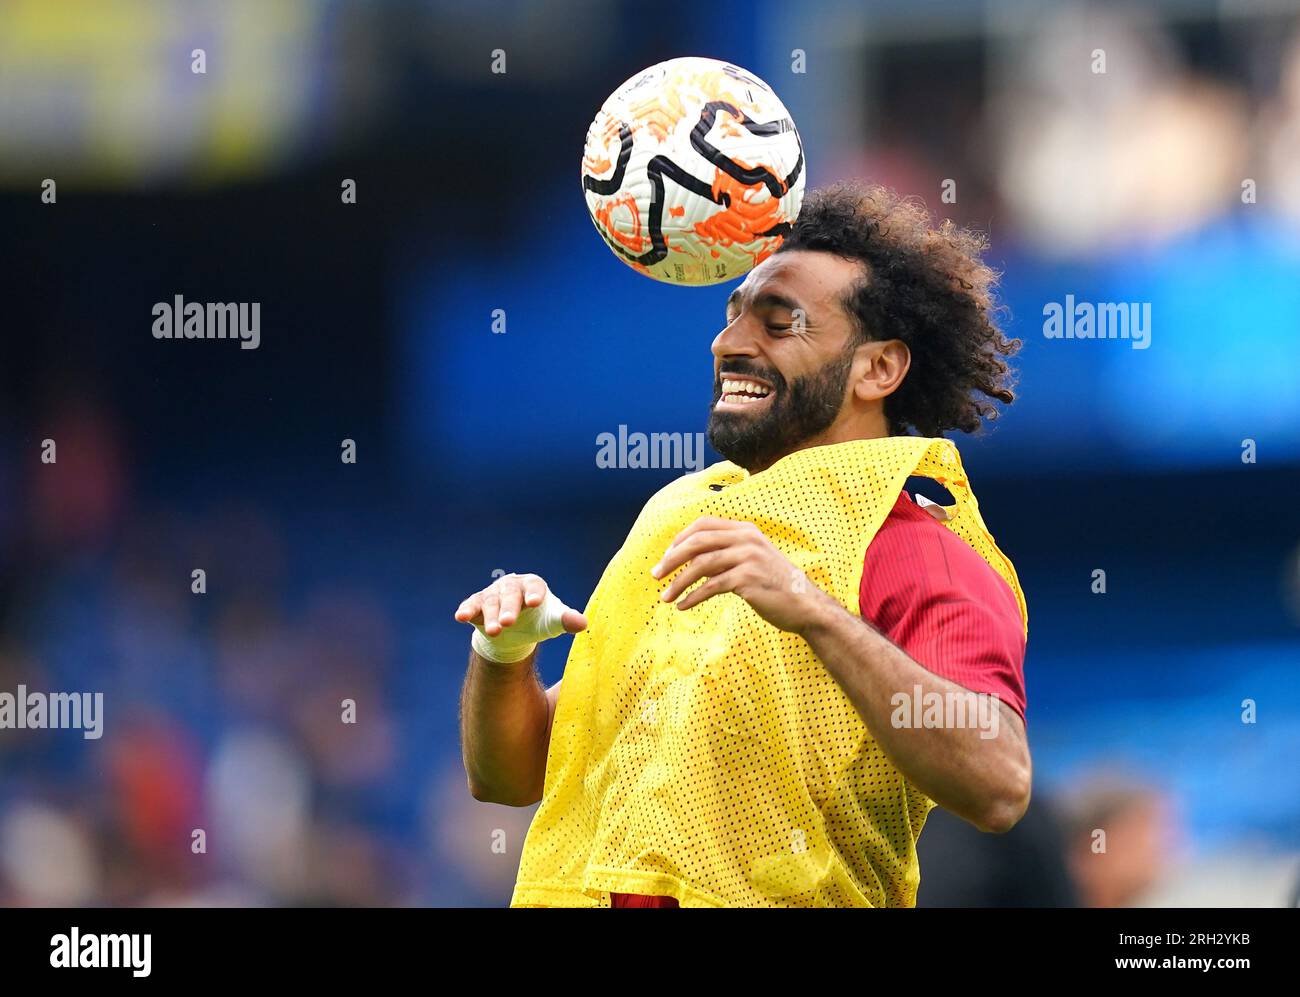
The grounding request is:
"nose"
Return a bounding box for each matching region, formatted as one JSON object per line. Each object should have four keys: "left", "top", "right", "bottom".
{"left": 711, "top": 314, "right": 759, "bottom": 364}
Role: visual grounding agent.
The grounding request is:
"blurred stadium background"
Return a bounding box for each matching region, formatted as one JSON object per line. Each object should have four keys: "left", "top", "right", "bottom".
{"left": 1, "top": 0, "right": 1298, "bottom": 907}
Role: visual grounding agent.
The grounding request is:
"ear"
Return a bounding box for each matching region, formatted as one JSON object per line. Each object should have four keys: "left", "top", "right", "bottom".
{"left": 852, "top": 340, "right": 911, "bottom": 403}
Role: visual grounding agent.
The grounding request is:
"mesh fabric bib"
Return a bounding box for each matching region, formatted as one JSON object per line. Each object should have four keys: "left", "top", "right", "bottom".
{"left": 511, "top": 436, "right": 1027, "bottom": 907}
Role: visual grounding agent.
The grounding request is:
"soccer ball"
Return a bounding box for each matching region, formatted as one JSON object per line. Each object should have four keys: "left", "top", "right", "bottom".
{"left": 581, "top": 56, "right": 805, "bottom": 287}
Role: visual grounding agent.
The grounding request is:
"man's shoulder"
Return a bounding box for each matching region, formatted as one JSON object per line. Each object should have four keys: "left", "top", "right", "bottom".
{"left": 873, "top": 489, "right": 951, "bottom": 538}
{"left": 867, "top": 490, "right": 1015, "bottom": 598}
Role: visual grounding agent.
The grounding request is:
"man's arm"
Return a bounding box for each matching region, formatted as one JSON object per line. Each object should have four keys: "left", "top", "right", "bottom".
{"left": 653, "top": 517, "right": 1031, "bottom": 834}
{"left": 456, "top": 572, "right": 580, "bottom": 807}
{"left": 798, "top": 597, "right": 1030, "bottom": 833}
{"left": 459, "top": 654, "right": 560, "bottom": 807}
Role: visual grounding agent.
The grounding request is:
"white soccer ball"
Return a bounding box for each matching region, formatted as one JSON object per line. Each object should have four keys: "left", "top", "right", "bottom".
{"left": 581, "top": 56, "right": 806, "bottom": 287}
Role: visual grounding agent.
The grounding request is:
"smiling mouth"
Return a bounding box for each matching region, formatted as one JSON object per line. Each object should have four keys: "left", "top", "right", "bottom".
{"left": 716, "top": 375, "right": 774, "bottom": 408}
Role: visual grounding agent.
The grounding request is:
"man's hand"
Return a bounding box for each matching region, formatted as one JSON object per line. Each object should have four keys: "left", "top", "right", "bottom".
{"left": 455, "top": 573, "right": 587, "bottom": 664}
{"left": 652, "top": 516, "right": 834, "bottom": 635}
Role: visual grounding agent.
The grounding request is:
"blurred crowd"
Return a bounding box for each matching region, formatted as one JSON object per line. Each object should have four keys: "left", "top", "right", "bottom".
{"left": 2, "top": 397, "right": 404, "bottom": 905}
{"left": 824, "top": 4, "right": 1300, "bottom": 256}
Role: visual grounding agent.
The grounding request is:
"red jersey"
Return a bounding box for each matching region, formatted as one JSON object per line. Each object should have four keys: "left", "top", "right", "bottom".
{"left": 610, "top": 490, "right": 1027, "bottom": 908}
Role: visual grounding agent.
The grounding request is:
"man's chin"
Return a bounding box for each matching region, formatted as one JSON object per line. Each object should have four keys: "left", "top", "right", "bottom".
{"left": 708, "top": 424, "right": 778, "bottom": 472}
{"left": 706, "top": 411, "right": 751, "bottom": 445}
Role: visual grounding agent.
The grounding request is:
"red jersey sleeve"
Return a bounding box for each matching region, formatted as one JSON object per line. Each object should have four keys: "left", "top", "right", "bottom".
{"left": 859, "top": 491, "right": 1027, "bottom": 723}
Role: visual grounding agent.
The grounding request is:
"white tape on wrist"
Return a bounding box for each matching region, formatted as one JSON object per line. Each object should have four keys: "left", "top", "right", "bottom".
{"left": 471, "top": 590, "right": 573, "bottom": 664}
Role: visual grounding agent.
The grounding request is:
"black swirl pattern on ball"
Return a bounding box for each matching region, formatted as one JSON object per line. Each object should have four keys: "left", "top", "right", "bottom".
{"left": 583, "top": 102, "right": 804, "bottom": 269}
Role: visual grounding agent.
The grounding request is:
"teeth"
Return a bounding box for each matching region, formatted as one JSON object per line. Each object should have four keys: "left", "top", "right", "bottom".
{"left": 720, "top": 377, "right": 771, "bottom": 400}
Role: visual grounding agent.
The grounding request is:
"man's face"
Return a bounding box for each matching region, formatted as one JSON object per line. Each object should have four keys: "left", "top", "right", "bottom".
{"left": 707, "top": 250, "right": 868, "bottom": 473}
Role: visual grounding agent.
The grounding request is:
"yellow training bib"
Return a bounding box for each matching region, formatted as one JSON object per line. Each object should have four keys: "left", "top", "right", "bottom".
{"left": 511, "top": 436, "right": 1026, "bottom": 907}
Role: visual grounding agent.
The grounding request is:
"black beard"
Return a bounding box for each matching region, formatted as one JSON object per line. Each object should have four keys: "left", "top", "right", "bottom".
{"left": 706, "top": 347, "right": 855, "bottom": 472}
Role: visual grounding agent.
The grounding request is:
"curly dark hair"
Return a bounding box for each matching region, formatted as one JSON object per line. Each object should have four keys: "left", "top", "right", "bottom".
{"left": 777, "top": 182, "right": 1019, "bottom": 437}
